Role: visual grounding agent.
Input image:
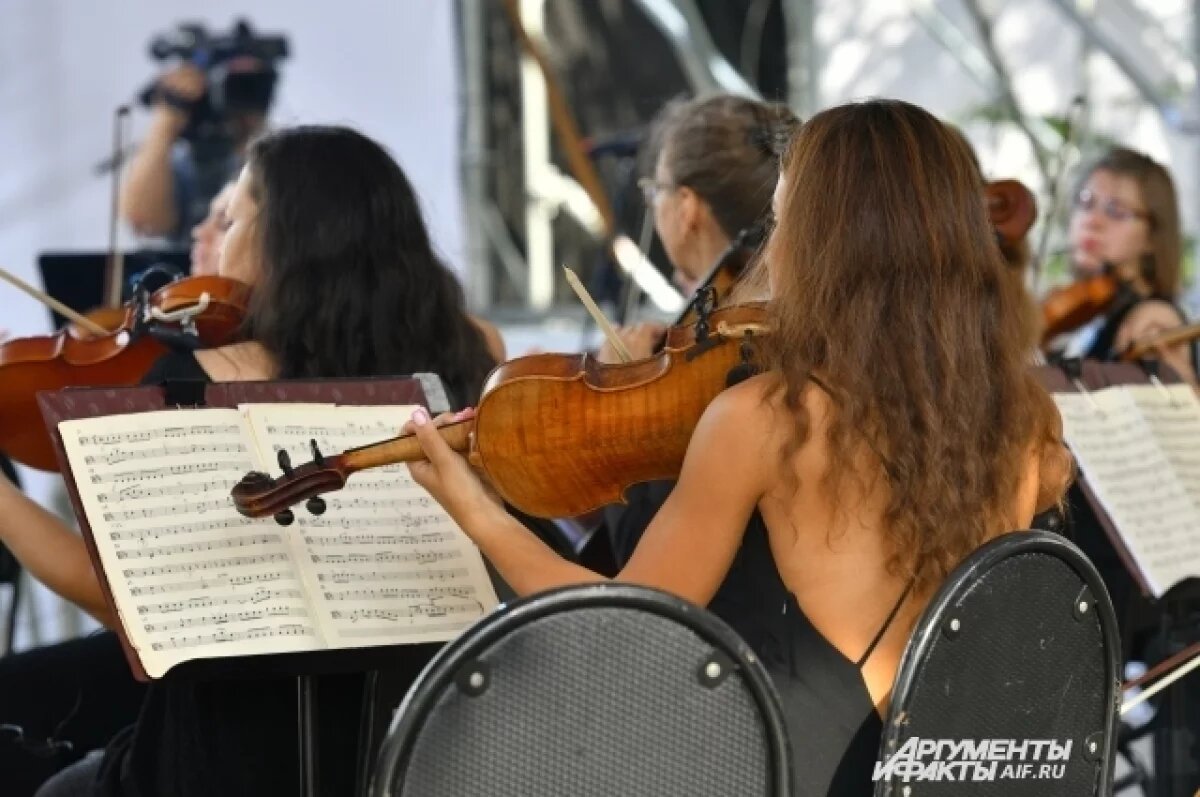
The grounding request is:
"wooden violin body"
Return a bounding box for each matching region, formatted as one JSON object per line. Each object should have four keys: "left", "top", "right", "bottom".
{"left": 469, "top": 306, "right": 763, "bottom": 516}
{"left": 1040, "top": 273, "right": 1119, "bottom": 345}
{"left": 232, "top": 303, "right": 767, "bottom": 521}
{"left": 0, "top": 276, "right": 249, "bottom": 471}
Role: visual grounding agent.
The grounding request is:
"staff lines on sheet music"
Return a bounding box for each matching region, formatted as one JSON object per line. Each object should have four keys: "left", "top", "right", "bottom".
{"left": 137, "top": 588, "right": 305, "bottom": 615}
{"left": 301, "top": 531, "right": 455, "bottom": 547}
{"left": 104, "top": 498, "right": 233, "bottom": 523}
{"left": 298, "top": 516, "right": 445, "bottom": 531}
{"left": 1056, "top": 389, "right": 1200, "bottom": 596}
{"left": 115, "top": 533, "right": 283, "bottom": 561}
{"left": 143, "top": 605, "right": 310, "bottom": 633}
{"left": 330, "top": 478, "right": 426, "bottom": 493}
{"left": 89, "top": 460, "right": 254, "bottom": 485}
{"left": 309, "top": 550, "right": 462, "bottom": 566}
{"left": 76, "top": 425, "right": 243, "bottom": 446}
{"left": 109, "top": 518, "right": 260, "bottom": 542}
{"left": 323, "top": 495, "right": 435, "bottom": 512}
{"left": 129, "top": 571, "right": 296, "bottom": 596}
{"left": 317, "top": 567, "right": 470, "bottom": 584}
{"left": 97, "top": 478, "right": 241, "bottom": 503}
{"left": 151, "top": 624, "right": 314, "bottom": 652}
{"left": 330, "top": 604, "right": 482, "bottom": 623}
{"left": 84, "top": 442, "right": 246, "bottom": 466}
{"left": 122, "top": 552, "right": 291, "bottom": 579}
{"left": 321, "top": 586, "right": 479, "bottom": 602}
{"left": 266, "top": 422, "right": 400, "bottom": 438}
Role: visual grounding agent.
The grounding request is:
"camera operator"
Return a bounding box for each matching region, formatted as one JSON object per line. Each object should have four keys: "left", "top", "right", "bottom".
{"left": 119, "top": 22, "right": 284, "bottom": 244}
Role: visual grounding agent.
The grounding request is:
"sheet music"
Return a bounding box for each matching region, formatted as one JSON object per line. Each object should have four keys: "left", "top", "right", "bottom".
{"left": 1054, "top": 387, "right": 1200, "bottom": 597}
{"left": 244, "top": 405, "right": 499, "bottom": 648}
{"left": 60, "top": 410, "right": 320, "bottom": 678}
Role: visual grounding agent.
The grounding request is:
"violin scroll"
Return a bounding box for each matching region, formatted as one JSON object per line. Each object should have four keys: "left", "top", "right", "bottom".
{"left": 231, "top": 447, "right": 350, "bottom": 523}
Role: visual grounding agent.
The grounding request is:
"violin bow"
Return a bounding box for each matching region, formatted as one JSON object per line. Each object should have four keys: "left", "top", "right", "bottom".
{"left": 563, "top": 266, "right": 632, "bottom": 362}
{"left": 1120, "top": 322, "right": 1200, "bottom": 363}
{"left": 0, "top": 267, "right": 107, "bottom": 336}
{"left": 1121, "top": 640, "right": 1200, "bottom": 716}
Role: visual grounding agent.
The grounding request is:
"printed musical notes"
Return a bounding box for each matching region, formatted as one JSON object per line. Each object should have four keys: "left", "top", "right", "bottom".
{"left": 1054, "top": 385, "right": 1200, "bottom": 597}
{"left": 60, "top": 409, "right": 318, "bottom": 677}
{"left": 247, "top": 404, "right": 498, "bottom": 646}
{"left": 57, "top": 402, "right": 499, "bottom": 678}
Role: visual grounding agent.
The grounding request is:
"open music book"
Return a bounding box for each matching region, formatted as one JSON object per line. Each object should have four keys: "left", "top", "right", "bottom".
{"left": 1053, "top": 382, "right": 1200, "bottom": 598}
{"left": 57, "top": 403, "right": 499, "bottom": 679}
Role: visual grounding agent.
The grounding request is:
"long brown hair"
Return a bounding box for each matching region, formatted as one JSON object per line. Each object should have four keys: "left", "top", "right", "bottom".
{"left": 763, "top": 99, "right": 1067, "bottom": 593}
{"left": 1077, "top": 147, "right": 1182, "bottom": 299}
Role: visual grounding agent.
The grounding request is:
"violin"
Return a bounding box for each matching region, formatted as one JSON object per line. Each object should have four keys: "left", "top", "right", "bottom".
{"left": 984, "top": 179, "right": 1037, "bottom": 251}
{"left": 232, "top": 302, "right": 767, "bottom": 522}
{"left": 0, "top": 275, "right": 249, "bottom": 471}
{"left": 1039, "top": 272, "right": 1122, "bottom": 345}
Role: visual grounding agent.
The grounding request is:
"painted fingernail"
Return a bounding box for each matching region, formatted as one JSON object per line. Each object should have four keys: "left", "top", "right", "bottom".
{"left": 412, "top": 408, "right": 429, "bottom": 426}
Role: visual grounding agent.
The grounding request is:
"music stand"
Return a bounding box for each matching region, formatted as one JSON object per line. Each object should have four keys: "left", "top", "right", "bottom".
{"left": 37, "top": 374, "right": 459, "bottom": 797}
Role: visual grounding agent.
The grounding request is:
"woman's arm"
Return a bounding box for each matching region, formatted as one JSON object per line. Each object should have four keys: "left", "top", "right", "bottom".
{"left": 0, "top": 478, "right": 113, "bottom": 625}
{"left": 406, "top": 381, "right": 772, "bottom": 606}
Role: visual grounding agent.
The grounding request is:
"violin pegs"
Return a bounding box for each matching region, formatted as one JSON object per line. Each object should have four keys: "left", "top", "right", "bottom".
{"left": 305, "top": 497, "right": 327, "bottom": 516}
{"left": 310, "top": 438, "right": 325, "bottom": 467}
{"left": 274, "top": 509, "right": 295, "bottom": 527}
{"left": 277, "top": 448, "right": 293, "bottom": 476}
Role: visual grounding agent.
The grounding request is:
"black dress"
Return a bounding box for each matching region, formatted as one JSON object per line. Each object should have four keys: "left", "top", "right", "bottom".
{"left": 607, "top": 486, "right": 906, "bottom": 796}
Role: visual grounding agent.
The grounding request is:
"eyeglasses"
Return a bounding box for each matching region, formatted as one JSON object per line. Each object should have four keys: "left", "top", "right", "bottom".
{"left": 1073, "top": 188, "right": 1151, "bottom": 223}
{"left": 637, "top": 177, "right": 675, "bottom": 206}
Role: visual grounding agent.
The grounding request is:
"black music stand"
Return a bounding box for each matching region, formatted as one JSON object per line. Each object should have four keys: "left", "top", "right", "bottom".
{"left": 38, "top": 374, "right": 461, "bottom": 797}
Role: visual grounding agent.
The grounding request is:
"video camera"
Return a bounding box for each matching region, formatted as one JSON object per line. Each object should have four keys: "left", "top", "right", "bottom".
{"left": 138, "top": 19, "right": 289, "bottom": 152}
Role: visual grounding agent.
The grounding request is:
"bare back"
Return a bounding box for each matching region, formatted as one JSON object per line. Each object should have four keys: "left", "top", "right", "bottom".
{"left": 751, "top": 377, "right": 1048, "bottom": 712}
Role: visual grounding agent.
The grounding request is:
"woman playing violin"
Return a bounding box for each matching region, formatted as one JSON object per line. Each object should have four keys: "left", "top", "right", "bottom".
{"left": 27, "top": 125, "right": 500, "bottom": 797}
{"left": 1061, "top": 147, "right": 1196, "bottom": 383}
{"left": 0, "top": 178, "right": 243, "bottom": 797}
{"left": 597, "top": 94, "right": 798, "bottom": 363}
{"left": 403, "top": 99, "right": 1072, "bottom": 797}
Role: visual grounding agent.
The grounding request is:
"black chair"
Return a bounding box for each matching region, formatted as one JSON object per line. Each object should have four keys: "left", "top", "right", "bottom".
{"left": 875, "top": 530, "right": 1120, "bottom": 796}
{"left": 369, "top": 583, "right": 793, "bottom": 797}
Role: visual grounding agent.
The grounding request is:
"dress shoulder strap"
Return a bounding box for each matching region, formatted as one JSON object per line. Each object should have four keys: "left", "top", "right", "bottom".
{"left": 856, "top": 579, "right": 915, "bottom": 669}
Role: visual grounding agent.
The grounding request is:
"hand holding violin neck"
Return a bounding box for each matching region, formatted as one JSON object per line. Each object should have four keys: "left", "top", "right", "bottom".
{"left": 343, "top": 420, "right": 473, "bottom": 470}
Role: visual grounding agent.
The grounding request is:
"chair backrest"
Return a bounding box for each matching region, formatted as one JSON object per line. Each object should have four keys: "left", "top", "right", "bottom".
{"left": 369, "top": 582, "right": 793, "bottom": 797}
{"left": 875, "top": 530, "right": 1120, "bottom": 796}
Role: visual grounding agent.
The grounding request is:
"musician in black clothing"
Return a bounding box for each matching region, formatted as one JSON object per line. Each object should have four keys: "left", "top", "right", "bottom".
{"left": 1060, "top": 147, "right": 1196, "bottom": 383}
{"left": 29, "top": 125, "right": 498, "bottom": 797}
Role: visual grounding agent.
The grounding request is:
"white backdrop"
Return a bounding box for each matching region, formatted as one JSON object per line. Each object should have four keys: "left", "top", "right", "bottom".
{"left": 0, "top": 0, "right": 464, "bottom": 645}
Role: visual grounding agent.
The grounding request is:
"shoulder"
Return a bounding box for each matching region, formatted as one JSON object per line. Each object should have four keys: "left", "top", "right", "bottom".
{"left": 694, "top": 372, "right": 820, "bottom": 461}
